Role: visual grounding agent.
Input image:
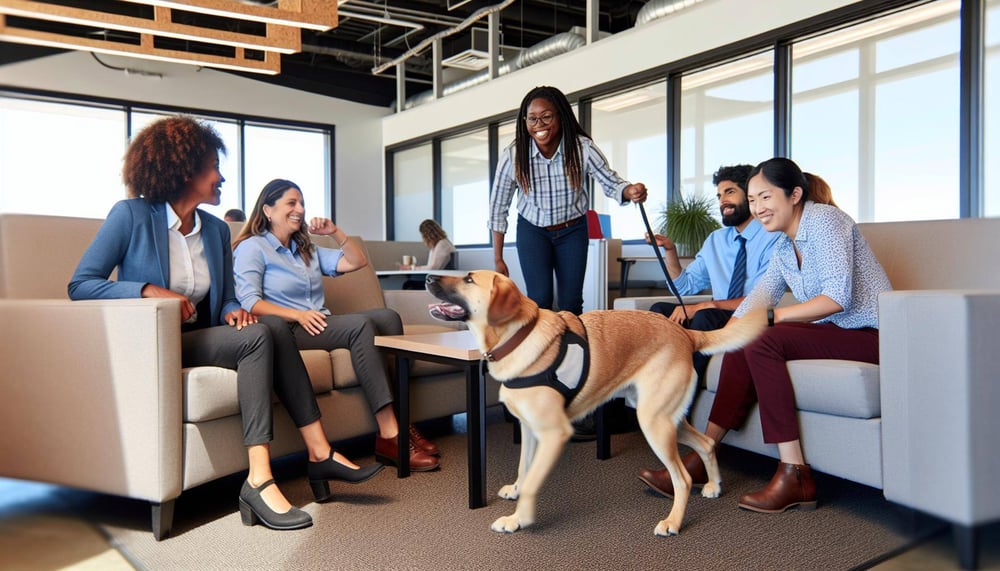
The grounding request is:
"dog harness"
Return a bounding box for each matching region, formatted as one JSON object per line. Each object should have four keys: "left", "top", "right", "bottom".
{"left": 503, "top": 328, "right": 590, "bottom": 408}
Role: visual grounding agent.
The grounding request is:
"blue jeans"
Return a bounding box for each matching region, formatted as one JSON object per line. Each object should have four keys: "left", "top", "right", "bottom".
{"left": 516, "top": 214, "right": 588, "bottom": 315}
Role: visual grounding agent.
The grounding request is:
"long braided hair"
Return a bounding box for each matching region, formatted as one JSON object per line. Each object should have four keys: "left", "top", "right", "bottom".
{"left": 514, "top": 86, "right": 589, "bottom": 193}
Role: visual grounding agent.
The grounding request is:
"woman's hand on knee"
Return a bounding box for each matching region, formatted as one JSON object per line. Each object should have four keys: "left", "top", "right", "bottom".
{"left": 225, "top": 309, "right": 257, "bottom": 330}
{"left": 297, "top": 310, "right": 328, "bottom": 336}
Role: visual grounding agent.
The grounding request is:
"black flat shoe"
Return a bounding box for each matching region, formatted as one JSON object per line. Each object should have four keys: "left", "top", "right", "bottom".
{"left": 238, "top": 479, "right": 312, "bottom": 531}
{"left": 308, "top": 452, "right": 385, "bottom": 501}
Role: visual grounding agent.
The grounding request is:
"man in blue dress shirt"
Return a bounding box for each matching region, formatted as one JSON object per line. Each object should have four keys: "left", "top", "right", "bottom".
{"left": 647, "top": 164, "right": 781, "bottom": 376}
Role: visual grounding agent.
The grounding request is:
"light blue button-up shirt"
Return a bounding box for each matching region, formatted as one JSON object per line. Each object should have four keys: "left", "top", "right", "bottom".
{"left": 735, "top": 201, "right": 892, "bottom": 329}
{"left": 233, "top": 232, "right": 344, "bottom": 314}
{"left": 672, "top": 217, "right": 781, "bottom": 300}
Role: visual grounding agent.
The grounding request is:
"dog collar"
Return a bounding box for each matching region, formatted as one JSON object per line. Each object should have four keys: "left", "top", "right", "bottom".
{"left": 483, "top": 317, "right": 538, "bottom": 362}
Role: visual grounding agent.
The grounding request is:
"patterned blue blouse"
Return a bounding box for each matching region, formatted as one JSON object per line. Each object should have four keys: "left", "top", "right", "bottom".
{"left": 734, "top": 201, "right": 892, "bottom": 329}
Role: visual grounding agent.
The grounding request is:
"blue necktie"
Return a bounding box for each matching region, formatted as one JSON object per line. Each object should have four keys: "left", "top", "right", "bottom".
{"left": 727, "top": 235, "right": 747, "bottom": 300}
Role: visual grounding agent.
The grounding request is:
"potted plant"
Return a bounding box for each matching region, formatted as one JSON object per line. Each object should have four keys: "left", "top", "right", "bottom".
{"left": 655, "top": 194, "right": 721, "bottom": 257}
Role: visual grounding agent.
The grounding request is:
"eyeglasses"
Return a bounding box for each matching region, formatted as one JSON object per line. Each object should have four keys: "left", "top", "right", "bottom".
{"left": 524, "top": 113, "right": 556, "bottom": 127}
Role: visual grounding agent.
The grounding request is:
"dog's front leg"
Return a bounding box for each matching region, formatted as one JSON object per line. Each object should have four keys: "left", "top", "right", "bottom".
{"left": 491, "top": 426, "right": 568, "bottom": 533}
{"left": 499, "top": 421, "right": 536, "bottom": 501}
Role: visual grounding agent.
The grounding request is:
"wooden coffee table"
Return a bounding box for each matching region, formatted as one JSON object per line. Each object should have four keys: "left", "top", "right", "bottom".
{"left": 374, "top": 330, "right": 488, "bottom": 509}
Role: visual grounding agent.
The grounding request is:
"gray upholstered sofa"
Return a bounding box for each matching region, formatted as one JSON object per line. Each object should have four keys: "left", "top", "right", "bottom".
{"left": 0, "top": 213, "right": 499, "bottom": 540}
{"left": 614, "top": 218, "right": 1000, "bottom": 565}
{"left": 614, "top": 217, "right": 1000, "bottom": 566}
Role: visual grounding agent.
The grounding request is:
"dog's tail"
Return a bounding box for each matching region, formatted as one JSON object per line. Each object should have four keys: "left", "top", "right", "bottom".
{"left": 687, "top": 308, "right": 768, "bottom": 355}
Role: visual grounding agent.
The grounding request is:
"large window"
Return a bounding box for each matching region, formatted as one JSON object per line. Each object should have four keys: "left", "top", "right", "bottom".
{"left": 590, "top": 81, "right": 668, "bottom": 241}
{"left": 987, "top": 0, "right": 1000, "bottom": 217}
{"left": 441, "top": 128, "right": 490, "bottom": 245}
{"left": 492, "top": 120, "right": 519, "bottom": 244}
{"left": 681, "top": 52, "right": 774, "bottom": 205}
{"left": 0, "top": 98, "right": 124, "bottom": 219}
{"left": 392, "top": 144, "right": 433, "bottom": 241}
{"left": 793, "top": 0, "right": 961, "bottom": 222}
{"left": 244, "top": 123, "right": 329, "bottom": 219}
{"left": 0, "top": 92, "right": 333, "bottom": 221}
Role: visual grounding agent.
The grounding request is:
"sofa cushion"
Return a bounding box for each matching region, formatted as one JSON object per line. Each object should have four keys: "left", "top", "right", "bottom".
{"left": 184, "top": 349, "right": 335, "bottom": 422}
{"left": 705, "top": 358, "right": 880, "bottom": 420}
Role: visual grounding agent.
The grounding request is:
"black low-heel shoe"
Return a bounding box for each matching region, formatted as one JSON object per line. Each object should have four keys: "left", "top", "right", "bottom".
{"left": 308, "top": 452, "right": 385, "bottom": 501}
{"left": 238, "top": 479, "right": 312, "bottom": 531}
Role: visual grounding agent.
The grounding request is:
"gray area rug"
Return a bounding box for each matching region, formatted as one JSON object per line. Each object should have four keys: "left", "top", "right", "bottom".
{"left": 83, "top": 413, "right": 937, "bottom": 570}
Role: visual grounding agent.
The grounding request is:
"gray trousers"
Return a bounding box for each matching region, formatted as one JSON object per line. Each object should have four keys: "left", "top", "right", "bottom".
{"left": 291, "top": 308, "right": 403, "bottom": 415}
{"left": 181, "top": 314, "right": 320, "bottom": 446}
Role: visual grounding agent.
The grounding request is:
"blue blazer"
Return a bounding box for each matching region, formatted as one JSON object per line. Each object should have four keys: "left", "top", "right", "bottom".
{"left": 68, "top": 198, "right": 241, "bottom": 326}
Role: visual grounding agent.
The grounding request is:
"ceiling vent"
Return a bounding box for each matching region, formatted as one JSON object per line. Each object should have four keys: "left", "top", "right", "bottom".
{"left": 442, "top": 27, "right": 491, "bottom": 70}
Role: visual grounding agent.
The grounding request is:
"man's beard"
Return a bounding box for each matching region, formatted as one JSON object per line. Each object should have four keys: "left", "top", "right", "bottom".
{"left": 721, "top": 200, "right": 751, "bottom": 227}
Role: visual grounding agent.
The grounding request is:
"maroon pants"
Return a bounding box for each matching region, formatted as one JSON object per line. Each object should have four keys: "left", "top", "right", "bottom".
{"left": 708, "top": 322, "right": 879, "bottom": 444}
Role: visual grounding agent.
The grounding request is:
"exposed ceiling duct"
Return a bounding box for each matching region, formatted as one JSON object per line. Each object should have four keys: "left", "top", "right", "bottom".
{"left": 402, "top": 29, "right": 586, "bottom": 110}
{"left": 635, "top": 0, "right": 706, "bottom": 27}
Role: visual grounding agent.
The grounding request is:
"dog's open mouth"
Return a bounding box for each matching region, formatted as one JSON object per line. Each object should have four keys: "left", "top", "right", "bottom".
{"left": 428, "top": 302, "right": 468, "bottom": 321}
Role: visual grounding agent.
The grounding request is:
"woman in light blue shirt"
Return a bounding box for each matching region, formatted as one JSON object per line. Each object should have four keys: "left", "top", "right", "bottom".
{"left": 682, "top": 158, "right": 891, "bottom": 514}
{"left": 233, "top": 179, "right": 440, "bottom": 472}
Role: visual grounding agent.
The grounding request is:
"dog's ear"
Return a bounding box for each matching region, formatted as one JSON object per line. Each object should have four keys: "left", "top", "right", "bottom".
{"left": 488, "top": 274, "right": 523, "bottom": 326}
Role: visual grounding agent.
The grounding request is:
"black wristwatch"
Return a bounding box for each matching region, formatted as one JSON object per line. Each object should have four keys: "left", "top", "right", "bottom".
{"left": 767, "top": 307, "right": 775, "bottom": 327}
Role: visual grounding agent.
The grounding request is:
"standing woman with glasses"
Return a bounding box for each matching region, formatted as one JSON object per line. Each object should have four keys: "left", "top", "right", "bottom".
{"left": 489, "top": 85, "right": 648, "bottom": 316}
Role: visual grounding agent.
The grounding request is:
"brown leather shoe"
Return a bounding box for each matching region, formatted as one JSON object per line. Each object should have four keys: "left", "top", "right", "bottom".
{"left": 638, "top": 451, "right": 709, "bottom": 499}
{"left": 738, "top": 462, "right": 817, "bottom": 513}
{"left": 409, "top": 423, "right": 440, "bottom": 456}
{"left": 375, "top": 435, "right": 440, "bottom": 471}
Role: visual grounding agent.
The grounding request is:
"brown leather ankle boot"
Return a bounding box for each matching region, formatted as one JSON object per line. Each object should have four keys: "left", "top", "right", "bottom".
{"left": 637, "top": 451, "right": 709, "bottom": 499}
{"left": 738, "top": 462, "right": 817, "bottom": 513}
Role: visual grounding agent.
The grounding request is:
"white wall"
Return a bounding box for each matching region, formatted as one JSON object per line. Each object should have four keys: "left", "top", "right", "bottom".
{"left": 0, "top": 51, "right": 392, "bottom": 239}
{"left": 383, "top": 0, "right": 858, "bottom": 146}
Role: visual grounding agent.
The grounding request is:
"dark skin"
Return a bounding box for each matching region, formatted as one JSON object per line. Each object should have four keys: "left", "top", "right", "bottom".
{"left": 492, "top": 97, "right": 648, "bottom": 276}
{"left": 139, "top": 152, "right": 255, "bottom": 329}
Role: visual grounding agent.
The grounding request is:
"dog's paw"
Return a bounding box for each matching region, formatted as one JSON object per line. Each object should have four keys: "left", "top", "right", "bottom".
{"left": 491, "top": 515, "right": 523, "bottom": 533}
{"left": 654, "top": 519, "right": 680, "bottom": 537}
{"left": 701, "top": 481, "right": 721, "bottom": 498}
{"left": 497, "top": 484, "right": 519, "bottom": 500}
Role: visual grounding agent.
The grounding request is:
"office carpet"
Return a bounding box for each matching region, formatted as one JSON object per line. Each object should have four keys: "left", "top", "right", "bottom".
{"left": 85, "top": 413, "right": 939, "bottom": 571}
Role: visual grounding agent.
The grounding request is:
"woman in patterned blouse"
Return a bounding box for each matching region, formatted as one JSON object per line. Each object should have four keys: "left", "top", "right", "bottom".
{"left": 676, "top": 157, "right": 891, "bottom": 514}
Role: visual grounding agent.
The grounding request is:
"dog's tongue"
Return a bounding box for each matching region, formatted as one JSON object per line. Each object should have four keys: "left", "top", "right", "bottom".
{"left": 428, "top": 302, "right": 465, "bottom": 321}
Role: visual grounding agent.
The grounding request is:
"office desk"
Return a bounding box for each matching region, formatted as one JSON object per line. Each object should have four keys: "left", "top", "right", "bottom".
{"left": 616, "top": 256, "right": 659, "bottom": 298}
{"left": 374, "top": 269, "right": 466, "bottom": 277}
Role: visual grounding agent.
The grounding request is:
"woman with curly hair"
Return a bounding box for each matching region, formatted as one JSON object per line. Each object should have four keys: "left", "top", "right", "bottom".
{"left": 488, "top": 85, "right": 648, "bottom": 316}
{"left": 69, "top": 116, "right": 383, "bottom": 532}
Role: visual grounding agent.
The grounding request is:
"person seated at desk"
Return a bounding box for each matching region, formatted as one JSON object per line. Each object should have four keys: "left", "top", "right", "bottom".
{"left": 233, "top": 179, "right": 440, "bottom": 472}
{"left": 402, "top": 219, "right": 456, "bottom": 290}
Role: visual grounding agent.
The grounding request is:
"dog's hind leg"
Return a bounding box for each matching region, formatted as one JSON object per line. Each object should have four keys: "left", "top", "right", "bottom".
{"left": 677, "top": 419, "right": 721, "bottom": 498}
{"left": 636, "top": 405, "right": 690, "bottom": 537}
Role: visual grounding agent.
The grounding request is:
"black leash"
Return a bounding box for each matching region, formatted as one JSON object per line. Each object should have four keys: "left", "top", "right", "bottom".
{"left": 636, "top": 201, "right": 688, "bottom": 322}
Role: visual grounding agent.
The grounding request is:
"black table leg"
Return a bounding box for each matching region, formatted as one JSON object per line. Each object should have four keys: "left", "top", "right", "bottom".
{"left": 466, "top": 361, "right": 487, "bottom": 508}
{"left": 395, "top": 355, "right": 411, "bottom": 478}
{"left": 595, "top": 402, "right": 611, "bottom": 460}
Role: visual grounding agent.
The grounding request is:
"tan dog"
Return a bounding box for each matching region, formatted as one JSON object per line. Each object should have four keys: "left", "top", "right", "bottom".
{"left": 427, "top": 271, "right": 766, "bottom": 536}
